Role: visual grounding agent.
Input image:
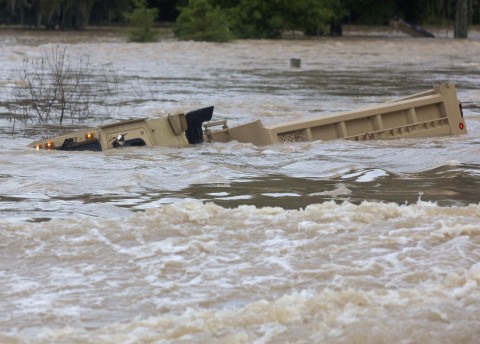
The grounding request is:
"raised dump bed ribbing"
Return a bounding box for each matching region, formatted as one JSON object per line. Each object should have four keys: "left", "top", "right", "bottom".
{"left": 29, "top": 83, "right": 466, "bottom": 151}
{"left": 206, "top": 83, "right": 466, "bottom": 144}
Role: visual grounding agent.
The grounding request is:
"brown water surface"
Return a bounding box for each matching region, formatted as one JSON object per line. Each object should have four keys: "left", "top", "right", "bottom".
{"left": 0, "top": 28, "right": 479, "bottom": 343}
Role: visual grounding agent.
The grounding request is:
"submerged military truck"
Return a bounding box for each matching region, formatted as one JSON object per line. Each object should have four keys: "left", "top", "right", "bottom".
{"left": 29, "top": 83, "right": 467, "bottom": 151}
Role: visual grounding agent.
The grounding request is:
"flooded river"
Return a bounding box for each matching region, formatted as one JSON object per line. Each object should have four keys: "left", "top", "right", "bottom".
{"left": 0, "top": 28, "right": 480, "bottom": 343}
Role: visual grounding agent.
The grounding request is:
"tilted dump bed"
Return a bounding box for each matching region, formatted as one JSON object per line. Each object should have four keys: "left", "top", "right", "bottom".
{"left": 206, "top": 83, "right": 466, "bottom": 144}
{"left": 29, "top": 83, "right": 466, "bottom": 151}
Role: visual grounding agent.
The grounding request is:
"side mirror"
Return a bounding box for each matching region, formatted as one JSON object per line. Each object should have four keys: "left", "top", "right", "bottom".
{"left": 111, "top": 134, "right": 126, "bottom": 148}
{"left": 116, "top": 134, "right": 125, "bottom": 146}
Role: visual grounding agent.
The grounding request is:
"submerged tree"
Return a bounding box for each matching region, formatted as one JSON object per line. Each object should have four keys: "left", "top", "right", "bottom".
{"left": 12, "top": 46, "right": 118, "bottom": 127}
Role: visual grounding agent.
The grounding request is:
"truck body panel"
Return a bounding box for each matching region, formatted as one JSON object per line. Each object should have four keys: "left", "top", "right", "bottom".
{"left": 29, "top": 83, "right": 467, "bottom": 151}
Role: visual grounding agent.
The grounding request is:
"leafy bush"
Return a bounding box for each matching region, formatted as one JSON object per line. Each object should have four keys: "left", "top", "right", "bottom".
{"left": 225, "top": 0, "right": 285, "bottom": 39}
{"left": 299, "top": 0, "right": 346, "bottom": 36}
{"left": 174, "top": 0, "right": 234, "bottom": 42}
{"left": 210, "top": 0, "right": 344, "bottom": 39}
{"left": 124, "top": 0, "right": 159, "bottom": 42}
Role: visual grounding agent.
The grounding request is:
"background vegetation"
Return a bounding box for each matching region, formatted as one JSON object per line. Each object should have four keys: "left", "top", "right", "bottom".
{"left": 1, "top": 0, "right": 479, "bottom": 38}
{"left": 174, "top": 0, "right": 233, "bottom": 41}
{"left": 123, "top": 0, "right": 159, "bottom": 42}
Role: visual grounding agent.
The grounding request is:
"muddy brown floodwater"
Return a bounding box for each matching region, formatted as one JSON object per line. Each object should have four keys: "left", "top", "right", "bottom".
{"left": 0, "top": 27, "right": 479, "bottom": 343}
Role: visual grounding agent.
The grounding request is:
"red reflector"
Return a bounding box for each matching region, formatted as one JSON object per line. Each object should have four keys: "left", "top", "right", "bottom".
{"left": 459, "top": 123, "right": 464, "bottom": 130}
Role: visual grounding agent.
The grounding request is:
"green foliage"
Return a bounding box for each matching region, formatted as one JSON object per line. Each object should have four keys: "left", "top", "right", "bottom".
{"left": 224, "top": 0, "right": 344, "bottom": 38}
{"left": 174, "top": 0, "right": 345, "bottom": 40}
{"left": 174, "top": 0, "right": 234, "bottom": 42}
{"left": 302, "top": 0, "right": 346, "bottom": 36}
{"left": 341, "top": 0, "right": 395, "bottom": 25}
{"left": 226, "top": 0, "right": 284, "bottom": 38}
{"left": 124, "top": 0, "right": 159, "bottom": 42}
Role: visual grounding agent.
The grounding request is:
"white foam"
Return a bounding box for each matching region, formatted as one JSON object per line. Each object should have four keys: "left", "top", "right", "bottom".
{"left": 261, "top": 192, "right": 301, "bottom": 197}
{"left": 341, "top": 169, "right": 388, "bottom": 182}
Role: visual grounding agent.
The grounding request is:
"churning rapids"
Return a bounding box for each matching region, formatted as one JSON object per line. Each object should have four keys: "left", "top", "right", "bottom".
{"left": 0, "top": 27, "right": 480, "bottom": 343}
